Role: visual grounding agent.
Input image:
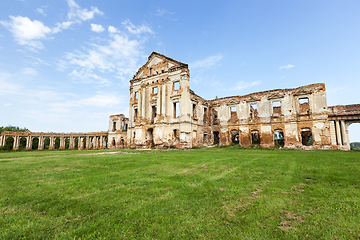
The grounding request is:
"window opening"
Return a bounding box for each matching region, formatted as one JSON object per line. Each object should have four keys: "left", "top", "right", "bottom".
{"left": 150, "top": 68, "right": 153, "bottom": 75}
{"left": 112, "top": 121, "right": 116, "bottom": 131}
{"left": 274, "top": 130, "right": 284, "bottom": 147}
{"left": 250, "top": 103, "right": 258, "bottom": 119}
{"left": 203, "top": 133, "right": 208, "bottom": 143}
{"left": 272, "top": 101, "right": 281, "bottom": 115}
{"left": 173, "top": 102, "right": 179, "bottom": 118}
{"left": 251, "top": 130, "right": 260, "bottom": 144}
{"left": 153, "top": 87, "right": 158, "bottom": 94}
{"left": 134, "top": 108, "right": 138, "bottom": 120}
{"left": 173, "top": 129, "right": 180, "bottom": 143}
{"left": 112, "top": 137, "right": 116, "bottom": 147}
{"left": 135, "top": 91, "right": 138, "bottom": 99}
{"left": 152, "top": 105, "right": 157, "bottom": 123}
{"left": 230, "top": 129, "right": 239, "bottom": 144}
{"left": 213, "top": 131, "right": 219, "bottom": 144}
{"left": 230, "top": 106, "right": 237, "bottom": 119}
{"left": 204, "top": 107, "right": 208, "bottom": 123}
{"left": 173, "top": 81, "right": 180, "bottom": 90}
{"left": 299, "top": 97, "right": 310, "bottom": 113}
{"left": 301, "top": 128, "right": 313, "bottom": 146}
{"left": 213, "top": 108, "right": 219, "bottom": 125}
{"left": 193, "top": 104, "right": 197, "bottom": 117}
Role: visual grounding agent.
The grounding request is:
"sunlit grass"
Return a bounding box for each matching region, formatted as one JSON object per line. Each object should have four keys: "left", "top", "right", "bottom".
{"left": 1, "top": 147, "right": 359, "bottom": 239}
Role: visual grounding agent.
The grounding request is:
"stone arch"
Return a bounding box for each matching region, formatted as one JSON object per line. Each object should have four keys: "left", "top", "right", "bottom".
{"left": 32, "top": 137, "right": 39, "bottom": 150}
{"left": 230, "top": 129, "right": 239, "bottom": 144}
{"left": 55, "top": 137, "right": 60, "bottom": 149}
{"left": 274, "top": 129, "right": 284, "bottom": 147}
{"left": 44, "top": 137, "right": 50, "bottom": 150}
{"left": 347, "top": 120, "right": 360, "bottom": 148}
{"left": 19, "top": 137, "right": 27, "bottom": 150}
{"left": 251, "top": 130, "right": 260, "bottom": 144}
{"left": 301, "top": 128, "right": 313, "bottom": 146}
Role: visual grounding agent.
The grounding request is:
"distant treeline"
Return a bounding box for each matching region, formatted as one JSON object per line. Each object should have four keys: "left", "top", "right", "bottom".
{"left": 350, "top": 142, "right": 360, "bottom": 149}
{"left": 0, "top": 126, "right": 29, "bottom": 134}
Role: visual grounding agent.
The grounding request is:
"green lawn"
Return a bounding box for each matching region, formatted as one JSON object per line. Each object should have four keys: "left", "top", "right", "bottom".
{"left": 0, "top": 147, "right": 359, "bottom": 239}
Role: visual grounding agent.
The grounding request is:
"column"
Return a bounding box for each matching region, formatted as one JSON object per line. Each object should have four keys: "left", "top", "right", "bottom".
{"left": 335, "top": 121, "right": 342, "bottom": 145}
{"left": 161, "top": 84, "right": 166, "bottom": 116}
{"left": 69, "top": 136, "right": 74, "bottom": 150}
{"left": 26, "top": 136, "right": 33, "bottom": 150}
{"left": 341, "top": 120, "right": 348, "bottom": 146}
{"left": 86, "top": 136, "right": 90, "bottom": 149}
{"left": 0, "top": 135, "right": 4, "bottom": 147}
{"left": 13, "top": 136, "right": 20, "bottom": 150}
{"left": 49, "top": 137, "right": 55, "bottom": 150}
{"left": 94, "top": 136, "right": 98, "bottom": 149}
{"left": 78, "top": 137, "right": 84, "bottom": 150}
{"left": 138, "top": 89, "right": 142, "bottom": 119}
{"left": 38, "top": 136, "right": 44, "bottom": 150}
{"left": 142, "top": 87, "right": 146, "bottom": 118}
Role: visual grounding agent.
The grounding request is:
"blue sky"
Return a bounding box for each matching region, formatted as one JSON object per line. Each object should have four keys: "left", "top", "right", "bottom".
{"left": 1, "top": 0, "right": 360, "bottom": 141}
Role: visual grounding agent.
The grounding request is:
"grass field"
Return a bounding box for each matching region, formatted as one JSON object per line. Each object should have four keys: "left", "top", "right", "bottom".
{"left": 0, "top": 147, "right": 359, "bottom": 239}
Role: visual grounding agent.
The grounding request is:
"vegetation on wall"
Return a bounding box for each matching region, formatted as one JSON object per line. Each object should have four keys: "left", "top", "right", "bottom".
{"left": 0, "top": 126, "right": 30, "bottom": 151}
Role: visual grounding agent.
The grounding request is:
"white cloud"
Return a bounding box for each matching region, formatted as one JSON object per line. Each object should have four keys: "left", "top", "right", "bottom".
{"left": 62, "top": 31, "right": 144, "bottom": 85}
{"left": 36, "top": 8, "right": 46, "bottom": 16}
{"left": 122, "top": 20, "right": 154, "bottom": 35}
{"left": 21, "top": 67, "right": 38, "bottom": 76}
{"left": 67, "top": 0, "right": 103, "bottom": 22}
{"left": 91, "top": 23, "right": 104, "bottom": 33}
{"left": 279, "top": 64, "right": 294, "bottom": 70}
{"left": 191, "top": 54, "right": 223, "bottom": 69}
{"left": 0, "top": 16, "right": 52, "bottom": 49}
{"left": 69, "top": 69, "right": 111, "bottom": 85}
{"left": 230, "top": 80, "right": 261, "bottom": 91}
{"left": 1, "top": 0, "right": 104, "bottom": 49}
{"left": 108, "top": 26, "right": 119, "bottom": 33}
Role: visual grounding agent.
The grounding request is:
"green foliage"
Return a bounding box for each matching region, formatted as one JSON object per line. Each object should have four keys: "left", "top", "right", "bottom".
{"left": 0, "top": 148, "right": 359, "bottom": 239}
{"left": 0, "top": 125, "right": 29, "bottom": 134}
{"left": 0, "top": 126, "right": 30, "bottom": 151}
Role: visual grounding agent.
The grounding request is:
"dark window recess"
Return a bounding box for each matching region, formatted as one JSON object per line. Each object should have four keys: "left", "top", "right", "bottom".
{"left": 193, "top": 104, "right": 197, "bottom": 117}
{"left": 135, "top": 91, "right": 138, "bottom": 99}
{"left": 251, "top": 131, "right": 260, "bottom": 144}
{"left": 301, "top": 129, "right": 313, "bottom": 146}
{"left": 113, "top": 122, "right": 116, "bottom": 131}
{"left": 213, "top": 131, "right": 219, "bottom": 144}
{"left": 134, "top": 108, "right": 138, "bottom": 120}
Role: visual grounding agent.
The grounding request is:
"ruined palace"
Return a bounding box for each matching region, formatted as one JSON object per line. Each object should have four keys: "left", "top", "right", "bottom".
{"left": 1, "top": 52, "right": 359, "bottom": 150}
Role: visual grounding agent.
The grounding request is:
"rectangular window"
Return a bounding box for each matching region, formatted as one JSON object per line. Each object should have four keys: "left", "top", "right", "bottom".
{"left": 272, "top": 101, "right": 281, "bottom": 115}
{"left": 152, "top": 105, "right": 157, "bottom": 119}
{"left": 299, "top": 97, "right": 310, "bottom": 113}
{"left": 135, "top": 91, "right": 138, "bottom": 99}
{"left": 174, "top": 81, "right": 180, "bottom": 90}
{"left": 150, "top": 68, "right": 153, "bottom": 75}
{"left": 173, "top": 102, "right": 179, "bottom": 118}
{"left": 192, "top": 104, "right": 196, "bottom": 117}
{"left": 134, "top": 108, "right": 138, "bottom": 120}
{"left": 152, "top": 87, "right": 158, "bottom": 94}
{"left": 250, "top": 103, "right": 258, "bottom": 119}
{"left": 230, "top": 106, "right": 237, "bottom": 119}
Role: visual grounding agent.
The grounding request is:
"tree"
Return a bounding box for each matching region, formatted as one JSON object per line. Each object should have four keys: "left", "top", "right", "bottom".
{"left": 0, "top": 125, "right": 30, "bottom": 151}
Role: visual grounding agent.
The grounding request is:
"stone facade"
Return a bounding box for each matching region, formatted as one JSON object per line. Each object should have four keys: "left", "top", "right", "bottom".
{"left": 1, "top": 52, "right": 359, "bottom": 151}
{"left": 114, "top": 52, "right": 359, "bottom": 150}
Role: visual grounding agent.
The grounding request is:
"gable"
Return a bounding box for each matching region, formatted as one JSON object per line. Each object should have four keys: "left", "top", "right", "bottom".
{"left": 132, "top": 52, "right": 188, "bottom": 80}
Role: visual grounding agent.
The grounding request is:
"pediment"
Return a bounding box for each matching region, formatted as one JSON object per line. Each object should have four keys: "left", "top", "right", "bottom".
{"left": 226, "top": 99, "right": 239, "bottom": 106}
{"left": 132, "top": 52, "right": 188, "bottom": 80}
{"left": 267, "top": 94, "right": 284, "bottom": 100}
{"left": 246, "top": 96, "right": 260, "bottom": 102}
{"left": 294, "top": 90, "right": 312, "bottom": 96}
